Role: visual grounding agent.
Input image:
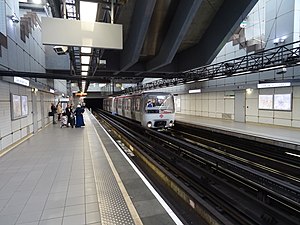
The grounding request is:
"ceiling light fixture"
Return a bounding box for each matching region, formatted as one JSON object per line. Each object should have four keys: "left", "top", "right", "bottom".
{"left": 81, "top": 65, "right": 89, "bottom": 71}
{"left": 81, "top": 47, "right": 92, "bottom": 54}
{"left": 81, "top": 56, "right": 90, "bottom": 64}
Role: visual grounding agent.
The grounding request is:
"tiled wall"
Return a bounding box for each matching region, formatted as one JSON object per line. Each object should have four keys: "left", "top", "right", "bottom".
{"left": 0, "top": 0, "right": 46, "bottom": 72}
{"left": 0, "top": 80, "right": 53, "bottom": 151}
{"left": 175, "top": 84, "right": 300, "bottom": 128}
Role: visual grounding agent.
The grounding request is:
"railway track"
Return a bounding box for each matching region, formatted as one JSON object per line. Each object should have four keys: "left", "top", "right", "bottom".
{"left": 93, "top": 109, "right": 300, "bottom": 225}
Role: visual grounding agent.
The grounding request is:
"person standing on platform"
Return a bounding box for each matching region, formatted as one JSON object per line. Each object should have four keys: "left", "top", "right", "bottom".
{"left": 65, "top": 104, "right": 72, "bottom": 127}
{"left": 56, "top": 102, "right": 62, "bottom": 121}
{"left": 50, "top": 103, "right": 57, "bottom": 124}
{"left": 74, "top": 104, "right": 85, "bottom": 127}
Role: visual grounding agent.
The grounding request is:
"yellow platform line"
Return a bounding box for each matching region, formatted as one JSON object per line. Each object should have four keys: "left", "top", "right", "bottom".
{"left": 91, "top": 123, "right": 143, "bottom": 225}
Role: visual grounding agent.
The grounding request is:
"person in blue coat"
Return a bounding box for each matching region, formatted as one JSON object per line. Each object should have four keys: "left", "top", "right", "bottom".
{"left": 74, "top": 104, "right": 85, "bottom": 127}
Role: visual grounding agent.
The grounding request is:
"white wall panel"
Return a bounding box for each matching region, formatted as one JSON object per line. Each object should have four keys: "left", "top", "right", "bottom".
{"left": 7, "top": 38, "right": 17, "bottom": 70}
{"left": 42, "top": 17, "right": 123, "bottom": 49}
{"left": 202, "top": 99, "right": 209, "bottom": 111}
{"left": 274, "top": 111, "right": 291, "bottom": 119}
{"left": 12, "top": 130, "right": 21, "bottom": 142}
{"left": 291, "top": 120, "right": 300, "bottom": 128}
{"left": 292, "top": 98, "right": 300, "bottom": 119}
{"left": 246, "top": 115, "right": 259, "bottom": 123}
{"left": 0, "top": 102, "right": 11, "bottom": 137}
{"left": 258, "top": 117, "right": 273, "bottom": 124}
{"left": 216, "top": 99, "right": 224, "bottom": 113}
{"left": 224, "top": 99, "right": 234, "bottom": 114}
{"left": 2, "top": 136, "right": 13, "bottom": 150}
{"left": 259, "top": 110, "right": 273, "bottom": 118}
{"left": 274, "top": 118, "right": 292, "bottom": 126}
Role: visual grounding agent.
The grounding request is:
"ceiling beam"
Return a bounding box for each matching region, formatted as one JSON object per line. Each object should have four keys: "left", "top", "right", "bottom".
{"left": 117, "top": 0, "right": 156, "bottom": 74}
{"left": 146, "top": 0, "right": 202, "bottom": 71}
{"left": 175, "top": 0, "right": 258, "bottom": 72}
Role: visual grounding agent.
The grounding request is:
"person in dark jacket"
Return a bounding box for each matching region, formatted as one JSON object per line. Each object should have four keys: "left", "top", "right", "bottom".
{"left": 74, "top": 104, "right": 85, "bottom": 127}
{"left": 50, "top": 103, "right": 57, "bottom": 124}
{"left": 65, "top": 104, "right": 72, "bottom": 127}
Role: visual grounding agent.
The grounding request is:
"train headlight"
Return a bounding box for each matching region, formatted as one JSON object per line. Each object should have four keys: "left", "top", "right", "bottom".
{"left": 147, "top": 122, "right": 152, "bottom": 128}
{"left": 169, "top": 120, "right": 174, "bottom": 127}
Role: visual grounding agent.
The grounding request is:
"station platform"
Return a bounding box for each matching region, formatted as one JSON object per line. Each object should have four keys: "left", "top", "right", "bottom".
{"left": 175, "top": 114, "right": 300, "bottom": 151}
{"left": 0, "top": 111, "right": 182, "bottom": 225}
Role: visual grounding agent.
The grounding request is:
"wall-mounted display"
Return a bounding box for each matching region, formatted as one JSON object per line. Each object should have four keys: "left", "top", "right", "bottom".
{"left": 274, "top": 94, "right": 292, "bottom": 111}
{"left": 11, "top": 94, "right": 28, "bottom": 120}
{"left": 21, "top": 95, "right": 28, "bottom": 116}
{"left": 11, "top": 94, "right": 21, "bottom": 119}
{"left": 258, "top": 95, "right": 273, "bottom": 110}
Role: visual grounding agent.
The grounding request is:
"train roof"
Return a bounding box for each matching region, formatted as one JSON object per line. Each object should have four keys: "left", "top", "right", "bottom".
{"left": 108, "top": 92, "right": 173, "bottom": 98}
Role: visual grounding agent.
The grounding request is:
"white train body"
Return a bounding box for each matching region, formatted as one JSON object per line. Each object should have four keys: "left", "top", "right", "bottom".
{"left": 103, "top": 92, "right": 175, "bottom": 129}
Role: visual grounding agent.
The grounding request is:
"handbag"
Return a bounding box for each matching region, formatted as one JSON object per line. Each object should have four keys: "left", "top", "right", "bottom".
{"left": 48, "top": 111, "right": 54, "bottom": 116}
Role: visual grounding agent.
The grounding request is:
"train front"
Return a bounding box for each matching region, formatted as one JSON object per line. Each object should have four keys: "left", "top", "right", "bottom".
{"left": 143, "top": 93, "right": 175, "bottom": 129}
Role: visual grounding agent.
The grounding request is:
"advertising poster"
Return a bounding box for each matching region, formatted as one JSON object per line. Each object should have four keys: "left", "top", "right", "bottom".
{"left": 21, "top": 95, "right": 28, "bottom": 116}
{"left": 258, "top": 95, "right": 273, "bottom": 110}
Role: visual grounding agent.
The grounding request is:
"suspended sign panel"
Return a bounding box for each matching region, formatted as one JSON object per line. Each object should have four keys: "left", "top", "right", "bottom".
{"left": 41, "top": 17, "right": 123, "bottom": 49}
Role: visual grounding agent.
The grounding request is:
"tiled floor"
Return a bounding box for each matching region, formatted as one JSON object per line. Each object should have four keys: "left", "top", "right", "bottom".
{"left": 0, "top": 115, "right": 101, "bottom": 225}
{"left": 0, "top": 111, "right": 182, "bottom": 225}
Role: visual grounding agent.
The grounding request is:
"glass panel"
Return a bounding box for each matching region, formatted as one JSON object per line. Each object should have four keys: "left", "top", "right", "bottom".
{"left": 145, "top": 94, "right": 174, "bottom": 113}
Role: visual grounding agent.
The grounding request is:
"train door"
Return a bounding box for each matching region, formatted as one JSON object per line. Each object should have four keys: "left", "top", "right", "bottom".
{"left": 124, "top": 98, "right": 131, "bottom": 119}
{"left": 133, "top": 96, "right": 141, "bottom": 122}
{"left": 131, "top": 97, "right": 136, "bottom": 120}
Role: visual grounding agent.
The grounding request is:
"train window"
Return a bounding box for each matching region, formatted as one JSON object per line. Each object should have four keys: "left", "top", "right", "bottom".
{"left": 135, "top": 98, "right": 141, "bottom": 111}
{"left": 145, "top": 94, "right": 175, "bottom": 112}
{"left": 118, "top": 99, "right": 122, "bottom": 109}
{"left": 126, "top": 99, "right": 131, "bottom": 110}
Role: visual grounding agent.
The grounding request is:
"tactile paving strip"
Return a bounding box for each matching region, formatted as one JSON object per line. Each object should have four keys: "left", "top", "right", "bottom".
{"left": 86, "top": 120, "right": 135, "bottom": 225}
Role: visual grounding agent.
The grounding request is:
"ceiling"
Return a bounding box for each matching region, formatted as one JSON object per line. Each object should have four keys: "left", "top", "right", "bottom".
{"left": 13, "top": 0, "right": 259, "bottom": 91}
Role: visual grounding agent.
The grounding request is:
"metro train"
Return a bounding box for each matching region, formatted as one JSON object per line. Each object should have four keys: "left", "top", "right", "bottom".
{"left": 103, "top": 92, "right": 175, "bottom": 129}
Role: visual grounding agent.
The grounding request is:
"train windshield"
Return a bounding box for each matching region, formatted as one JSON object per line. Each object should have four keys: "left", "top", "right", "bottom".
{"left": 145, "top": 94, "right": 174, "bottom": 113}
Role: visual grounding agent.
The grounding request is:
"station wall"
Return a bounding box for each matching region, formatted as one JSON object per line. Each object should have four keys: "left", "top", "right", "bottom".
{"left": 0, "top": 80, "right": 53, "bottom": 152}
{"left": 176, "top": 85, "right": 300, "bottom": 128}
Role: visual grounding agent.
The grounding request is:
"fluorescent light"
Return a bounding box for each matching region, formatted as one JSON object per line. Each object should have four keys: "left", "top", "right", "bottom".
{"left": 197, "top": 78, "right": 209, "bottom": 82}
{"left": 81, "top": 47, "right": 92, "bottom": 54}
{"left": 259, "top": 65, "right": 285, "bottom": 72}
{"left": 257, "top": 82, "right": 291, "bottom": 89}
{"left": 233, "top": 71, "right": 251, "bottom": 76}
{"left": 213, "top": 75, "right": 227, "bottom": 79}
{"left": 14, "top": 77, "right": 29, "bottom": 86}
{"left": 81, "top": 71, "right": 88, "bottom": 76}
{"left": 246, "top": 88, "right": 253, "bottom": 94}
{"left": 81, "top": 65, "right": 89, "bottom": 71}
{"left": 186, "top": 80, "right": 195, "bottom": 84}
{"left": 81, "top": 56, "right": 90, "bottom": 64}
{"left": 80, "top": 2, "right": 97, "bottom": 22}
{"left": 189, "top": 89, "right": 201, "bottom": 94}
{"left": 285, "top": 152, "right": 300, "bottom": 158}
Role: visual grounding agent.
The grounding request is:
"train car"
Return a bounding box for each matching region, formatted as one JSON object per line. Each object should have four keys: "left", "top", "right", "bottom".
{"left": 103, "top": 92, "right": 175, "bottom": 129}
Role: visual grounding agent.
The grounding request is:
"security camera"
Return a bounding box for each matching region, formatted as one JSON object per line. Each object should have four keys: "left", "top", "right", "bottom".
{"left": 10, "top": 14, "right": 19, "bottom": 23}
{"left": 53, "top": 46, "right": 68, "bottom": 55}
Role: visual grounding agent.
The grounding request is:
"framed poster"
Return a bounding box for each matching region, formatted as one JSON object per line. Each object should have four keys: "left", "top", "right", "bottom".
{"left": 258, "top": 95, "right": 273, "bottom": 110}
{"left": 274, "top": 94, "right": 292, "bottom": 111}
{"left": 21, "top": 95, "right": 28, "bottom": 116}
{"left": 11, "top": 94, "right": 21, "bottom": 119}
